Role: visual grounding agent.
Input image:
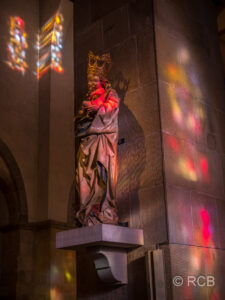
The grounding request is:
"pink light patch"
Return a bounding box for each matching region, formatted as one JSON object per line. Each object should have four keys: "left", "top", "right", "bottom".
{"left": 167, "top": 136, "right": 179, "bottom": 152}
{"left": 186, "top": 158, "right": 195, "bottom": 173}
{"left": 200, "top": 209, "right": 211, "bottom": 245}
{"left": 200, "top": 156, "right": 209, "bottom": 182}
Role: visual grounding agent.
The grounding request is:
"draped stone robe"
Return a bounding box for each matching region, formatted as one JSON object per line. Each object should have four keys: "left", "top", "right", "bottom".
{"left": 75, "top": 87, "right": 120, "bottom": 226}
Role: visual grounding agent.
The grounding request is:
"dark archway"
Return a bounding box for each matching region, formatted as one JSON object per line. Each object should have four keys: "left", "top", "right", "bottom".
{"left": 0, "top": 177, "right": 19, "bottom": 226}
{"left": 0, "top": 139, "right": 28, "bottom": 224}
{"left": 0, "top": 139, "right": 28, "bottom": 299}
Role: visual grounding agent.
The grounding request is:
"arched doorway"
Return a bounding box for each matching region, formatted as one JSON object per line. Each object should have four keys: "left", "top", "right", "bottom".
{"left": 0, "top": 139, "right": 28, "bottom": 224}
{"left": 0, "top": 139, "right": 28, "bottom": 299}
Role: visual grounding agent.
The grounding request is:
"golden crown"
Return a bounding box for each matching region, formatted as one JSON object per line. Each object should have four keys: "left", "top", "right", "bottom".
{"left": 87, "top": 51, "right": 111, "bottom": 78}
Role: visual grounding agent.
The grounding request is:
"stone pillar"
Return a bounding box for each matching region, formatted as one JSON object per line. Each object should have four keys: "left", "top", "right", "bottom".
{"left": 154, "top": 0, "right": 225, "bottom": 299}
{"left": 37, "top": 0, "right": 74, "bottom": 223}
{"left": 0, "top": 0, "right": 75, "bottom": 298}
{"left": 34, "top": 0, "right": 76, "bottom": 298}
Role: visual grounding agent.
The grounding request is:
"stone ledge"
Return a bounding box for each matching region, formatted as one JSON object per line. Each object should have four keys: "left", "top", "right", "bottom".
{"left": 0, "top": 220, "right": 75, "bottom": 232}
{"left": 56, "top": 223, "right": 144, "bottom": 249}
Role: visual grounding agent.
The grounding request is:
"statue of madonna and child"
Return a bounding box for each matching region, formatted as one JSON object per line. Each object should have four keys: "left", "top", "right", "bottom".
{"left": 75, "top": 51, "right": 121, "bottom": 227}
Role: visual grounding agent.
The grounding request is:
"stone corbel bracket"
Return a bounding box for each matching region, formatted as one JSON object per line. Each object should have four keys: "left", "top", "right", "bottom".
{"left": 56, "top": 224, "right": 144, "bottom": 285}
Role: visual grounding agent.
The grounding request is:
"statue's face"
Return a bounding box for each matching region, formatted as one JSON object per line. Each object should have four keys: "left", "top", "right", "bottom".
{"left": 88, "top": 74, "right": 101, "bottom": 92}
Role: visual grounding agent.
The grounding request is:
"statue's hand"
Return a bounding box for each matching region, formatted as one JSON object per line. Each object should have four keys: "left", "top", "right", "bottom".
{"left": 86, "top": 105, "right": 98, "bottom": 112}
{"left": 82, "top": 101, "right": 91, "bottom": 107}
{"left": 83, "top": 100, "right": 99, "bottom": 112}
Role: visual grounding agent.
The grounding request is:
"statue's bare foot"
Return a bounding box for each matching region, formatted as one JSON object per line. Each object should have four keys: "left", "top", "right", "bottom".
{"left": 85, "top": 215, "right": 101, "bottom": 226}
{"left": 98, "top": 210, "right": 118, "bottom": 225}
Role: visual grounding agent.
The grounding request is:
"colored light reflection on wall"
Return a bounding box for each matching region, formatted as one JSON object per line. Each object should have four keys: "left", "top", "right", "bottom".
{"left": 199, "top": 209, "right": 215, "bottom": 271}
{"left": 185, "top": 208, "right": 219, "bottom": 299}
{"left": 50, "top": 251, "right": 75, "bottom": 299}
{"left": 50, "top": 287, "right": 63, "bottom": 300}
{"left": 166, "top": 135, "right": 210, "bottom": 183}
{"left": 36, "top": 13, "right": 64, "bottom": 79}
{"left": 200, "top": 209, "right": 211, "bottom": 246}
{"left": 166, "top": 49, "right": 220, "bottom": 299}
{"left": 198, "top": 208, "right": 216, "bottom": 273}
{"left": 6, "top": 16, "right": 28, "bottom": 75}
{"left": 200, "top": 156, "right": 209, "bottom": 183}
{"left": 178, "top": 157, "right": 197, "bottom": 182}
{"left": 165, "top": 50, "right": 211, "bottom": 184}
{"left": 211, "top": 291, "right": 220, "bottom": 300}
{"left": 166, "top": 64, "right": 204, "bottom": 136}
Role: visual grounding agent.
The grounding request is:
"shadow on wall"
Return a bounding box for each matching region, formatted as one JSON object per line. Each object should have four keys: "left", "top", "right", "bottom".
{"left": 111, "top": 71, "right": 146, "bottom": 227}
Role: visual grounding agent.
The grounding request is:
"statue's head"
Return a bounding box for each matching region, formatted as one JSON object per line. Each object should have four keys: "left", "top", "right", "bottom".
{"left": 87, "top": 74, "right": 111, "bottom": 93}
{"left": 87, "top": 51, "right": 111, "bottom": 92}
{"left": 88, "top": 74, "right": 102, "bottom": 92}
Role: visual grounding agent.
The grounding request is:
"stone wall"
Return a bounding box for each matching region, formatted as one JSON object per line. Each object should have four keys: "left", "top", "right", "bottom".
{"left": 74, "top": 0, "right": 225, "bottom": 299}
{"left": 0, "top": 0, "right": 39, "bottom": 222}
{"left": 0, "top": 0, "right": 74, "bottom": 223}
{"left": 0, "top": 0, "right": 75, "bottom": 298}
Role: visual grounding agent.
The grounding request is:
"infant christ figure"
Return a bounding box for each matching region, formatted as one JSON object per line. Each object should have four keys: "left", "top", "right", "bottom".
{"left": 75, "top": 51, "right": 120, "bottom": 226}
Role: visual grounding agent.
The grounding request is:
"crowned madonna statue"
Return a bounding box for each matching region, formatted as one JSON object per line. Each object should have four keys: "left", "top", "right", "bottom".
{"left": 75, "top": 51, "right": 120, "bottom": 226}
